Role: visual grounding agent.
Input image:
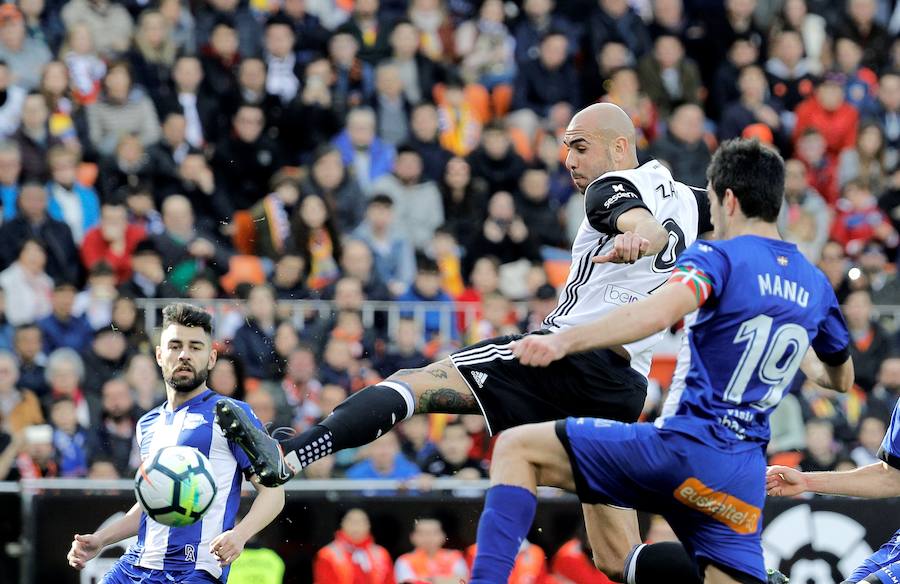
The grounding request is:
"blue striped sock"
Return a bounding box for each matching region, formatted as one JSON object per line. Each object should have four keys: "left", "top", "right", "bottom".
{"left": 471, "top": 485, "right": 538, "bottom": 584}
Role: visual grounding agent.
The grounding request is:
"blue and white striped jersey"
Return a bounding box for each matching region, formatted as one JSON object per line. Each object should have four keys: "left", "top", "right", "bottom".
{"left": 122, "top": 389, "right": 262, "bottom": 582}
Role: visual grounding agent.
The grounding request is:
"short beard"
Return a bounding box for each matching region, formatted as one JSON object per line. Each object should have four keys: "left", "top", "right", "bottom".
{"left": 166, "top": 366, "right": 209, "bottom": 393}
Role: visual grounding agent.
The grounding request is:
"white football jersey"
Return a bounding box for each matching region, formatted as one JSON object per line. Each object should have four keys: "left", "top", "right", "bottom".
{"left": 543, "top": 160, "right": 711, "bottom": 378}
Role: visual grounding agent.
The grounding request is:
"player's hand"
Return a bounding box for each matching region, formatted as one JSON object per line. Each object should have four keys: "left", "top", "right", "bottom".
{"left": 209, "top": 530, "right": 247, "bottom": 567}
{"left": 67, "top": 533, "right": 103, "bottom": 570}
{"left": 766, "top": 465, "right": 809, "bottom": 497}
{"left": 511, "top": 335, "right": 566, "bottom": 367}
{"left": 593, "top": 231, "right": 651, "bottom": 264}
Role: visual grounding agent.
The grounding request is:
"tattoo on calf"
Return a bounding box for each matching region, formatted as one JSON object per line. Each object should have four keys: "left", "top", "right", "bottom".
{"left": 418, "top": 388, "right": 478, "bottom": 413}
{"left": 428, "top": 368, "right": 449, "bottom": 379}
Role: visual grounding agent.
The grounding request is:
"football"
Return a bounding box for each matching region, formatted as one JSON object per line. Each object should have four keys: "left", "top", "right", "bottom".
{"left": 134, "top": 446, "right": 218, "bottom": 527}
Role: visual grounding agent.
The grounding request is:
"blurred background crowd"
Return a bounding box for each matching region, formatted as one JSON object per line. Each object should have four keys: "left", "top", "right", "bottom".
{"left": 0, "top": 0, "right": 895, "bottom": 523}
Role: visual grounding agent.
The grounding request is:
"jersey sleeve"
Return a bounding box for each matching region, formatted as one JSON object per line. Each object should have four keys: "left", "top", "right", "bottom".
{"left": 692, "top": 187, "right": 714, "bottom": 236}
{"left": 878, "top": 402, "right": 900, "bottom": 470}
{"left": 228, "top": 400, "right": 266, "bottom": 478}
{"left": 584, "top": 176, "right": 650, "bottom": 235}
{"left": 667, "top": 242, "right": 730, "bottom": 306}
{"left": 810, "top": 288, "right": 851, "bottom": 366}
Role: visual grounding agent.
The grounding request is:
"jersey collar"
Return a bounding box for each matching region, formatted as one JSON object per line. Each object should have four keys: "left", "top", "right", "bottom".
{"left": 163, "top": 388, "right": 214, "bottom": 413}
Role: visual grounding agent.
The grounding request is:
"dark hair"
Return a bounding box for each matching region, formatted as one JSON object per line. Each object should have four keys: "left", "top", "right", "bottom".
{"left": 289, "top": 193, "right": 343, "bottom": 273}
{"left": 210, "top": 353, "right": 246, "bottom": 401}
{"left": 706, "top": 139, "right": 784, "bottom": 222}
{"left": 415, "top": 252, "right": 439, "bottom": 274}
{"left": 161, "top": 303, "right": 212, "bottom": 336}
{"left": 369, "top": 193, "right": 394, "bottom": 207}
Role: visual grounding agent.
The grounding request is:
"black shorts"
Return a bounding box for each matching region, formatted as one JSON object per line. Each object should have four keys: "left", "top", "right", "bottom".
{"left": 449, "top": 332, "right": 647, "bottom": 435}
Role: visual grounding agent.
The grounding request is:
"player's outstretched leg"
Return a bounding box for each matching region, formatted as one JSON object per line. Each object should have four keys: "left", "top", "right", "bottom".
{"left": 470, "top": 422, "right": 575, "bottom": 584}
{"left": 217, "top": 360, "right": 478, "bottom": 486}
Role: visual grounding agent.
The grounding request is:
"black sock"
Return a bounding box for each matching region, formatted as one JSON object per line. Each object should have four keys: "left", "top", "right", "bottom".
{"left": 280, "top": 381, "right": 415, "bottom": 469}
{"left": 625, "top": 542, "right": 700, "bottom": 584}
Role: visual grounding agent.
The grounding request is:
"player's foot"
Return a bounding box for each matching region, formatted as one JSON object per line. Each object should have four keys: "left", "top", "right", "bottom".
{"left": 215, "top": 398, "right": 295, "bottom": 487}
{"left": 766, "top": 568, "right": 789, "bottom": 584}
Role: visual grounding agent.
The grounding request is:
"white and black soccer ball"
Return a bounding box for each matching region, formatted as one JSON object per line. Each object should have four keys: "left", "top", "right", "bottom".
{"left": 135, "top": 446, "right": 217, "bottom": 527}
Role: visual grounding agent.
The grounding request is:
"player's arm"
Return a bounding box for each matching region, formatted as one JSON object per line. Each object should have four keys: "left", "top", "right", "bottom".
{"left": 800, "top": 348, "right": 855, "bottom": 393}
{"left": 209, "top": 475, "right": 284, "bottom": 567}
{"left": 767, "top": 461, "right": 900, "bottom": 499}
{"left": 67, "top": 503, "right": 143, "bottom": 570}
{"left": 513, "top": 282, "right": 698, "bottom": 365}
{"left": 585, "top": 177, "right": 667, "bottom": 264}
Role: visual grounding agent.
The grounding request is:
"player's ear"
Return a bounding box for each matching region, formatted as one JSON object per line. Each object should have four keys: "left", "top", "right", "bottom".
{"left": 724, "top": 188, "right": 738, "bottom": 216}
{"left": 155, "top": 345, "right": 163, "bottom": 368}
{"left": 207, "top": 347, "right": 218, "bottom": 371}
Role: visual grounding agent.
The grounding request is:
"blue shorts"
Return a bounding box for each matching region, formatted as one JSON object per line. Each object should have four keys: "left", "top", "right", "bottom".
{"left": 556, "top": 418, "right": 767, "bottom": 583}
{"left": 102, "top": 559, "right": 220, "bottom": 583}
{"left": 847, "top": 532, "right": 900, "bottom": 583}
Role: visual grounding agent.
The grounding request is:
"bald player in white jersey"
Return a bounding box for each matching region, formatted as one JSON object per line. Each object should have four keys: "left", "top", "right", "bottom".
{"left": 215, "top": 103, "right": 713, "bottom": 582}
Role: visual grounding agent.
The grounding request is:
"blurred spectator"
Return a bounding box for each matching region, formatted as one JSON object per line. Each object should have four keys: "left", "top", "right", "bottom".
{"left": 439, "top": 156, "right": 488, "bottom": 246}
{"left": 80, "top": 324, "right": 129, "bottom": 397}
{"left": 212, "top": 104, "right": 282, "bottom": 211}
{"left": 409, "top": 0, "right": 456, "bottom": 62}
{"left": 86, "top": 456, "right": 119, "bottom": 479}
{"left": 86, "top": 377, "right": 140, "bottom": 475}
{"left": 799, "top": 418, "right": 845, "bottom": 473}
{"left": 291, "top": 193, "right": 342, "bottom": 292}
{"left": 372, "top": 146, "right": 444, "bottom": 251}
{"left": 699, "top": 0, "right": 766, "bottom": 80}
{"left": 226, "top": 57, "right": 285, "bottom": 145}
{"left": 455, "top": 0, "right": 516, "bottom": 89}
{"left": 336, "top": 0, "right": 392, "bottom": 64}
{"left": 96, "top": 134, "right": 154, "bottom": 202}
{"left": 769, "top": 0, "right": 827, "bottom": 72}
{"left": 709, "top": 34, "right": 761, "bottom": 121}
{"left": 764, "top": 29, "right": 815, "bottom": 113}
{"left": 838, "top": 122, "right": 886, "bottom": 192}
{"left": 152, "top": 195, "right": 230, "bottom": 292}
{"left": 513, "top": 0, "right": 577, "bottom": 65}
{"left": 601, "top": 67, "right": 657, "bottom": 150}
{"left": 61, "top": 0, "right": 134, "bottom": 58}
{"left": 386, "top": 21, "right": 441, "bottom": 107}
{"left": 0, "top": 238, "right": 53, "bottom": 325}
{"left": 465, "top": 540, "right": 549, "bottom": 584}
{"left": 346, "top": 431, "right": 421, "bottom": 480}
{"left": 833, "top": 0, "right": 889, "bottom": 72}
{"left": 72, "top": 261, "right": 116, "bottom": 330}
{"left": 19, "top": 0, "right": 65, "bottom": 56}
{"left": 0, "top": 289, "right": 13, "bottom": 351}
{"left": 858, "top": 244, "right": 900, "bottom": 306}
{"left": 81, "top": 199, "right": 146, "bottom": 285}
{"left": 49, "top": 396, "right": 88, "bottom": 477}
{"left": 777, "top": 158, "right": 831, "bottom": 262}
{"left": 278, "top": 0, "right": 328, "bottom": 65}
{"left": 124, "top": 353, "right": 164, "bottom": 412}
{"left": 833, "top": 36, "right": 878, "bottom": 118}
{"left": 586, "top": 0, "right": 651, "bottom": 62}
{"left": 397, "top": 254, "right": 454, "bottom": 341}
{"left": 420, "top": 420, "right": 487, "bottom": 479}
{"left": 436, "top": 76, "right": 483, "bottom": 159}
{"left": 0, "top": 4, "right": 51, "bottom": 91}
{"left": 397, "top": 414, "right": 437, "bottom": 466}
{"left": 406, "top": 103, "right": 453, "bottom": 183}
{"left": 87, "top": 62, "right": 161, "bottom": 156}
{"left": 864, "top": 357, "right": 900, "bottom": 426}
{"left": 246, "top": 173, "right": 301, "bottom": 261}
{"left": 38, "top": 60, "right": 85, "bottom": 151}
{"left": 232, "top": 285, "right": 280, "bottom": 381}
{"left": 850, "top": 415, "right": 886, "bottom": 467}
{"left": 718, "top": 65, "right": 785, "bottom": 147}
{"left": 117, "top": 239, "right": 180, "bottom": 299}
{"left": 830, "top": 179, "right": 898, "bottom": 256}
{"left": 871, "top": 71, "right": 899, "bottom": 170}
{"left": 15, "top": 423, "right": 57, "bottom": 478}
{"left": 38, "top": 281, "right": 93, "bottom": 353}
{"left": 375, "top": 317, "right": 429, "bottom": 377}
{"left": 519, "top": 283, "right": 557, "bottom": 332}
{"left": 195, "top": 0, "right": 261, "bottom": 59}
{"left": 281, "top": 58, "right": 342, "bottom": 161}
{"left": 277, "top": 345, "right": 323, "bottom": 432}
{"left": 467, "top": 122, "right": 527, "bottom": 195}
{"left": 329, "top": 239, "right": 391, "bottom": 301}
{"left": 110, "top": 295, "right": 150, "bottom": 355}
{"left": 327, "top": 32, "right": 374, "bottom": 121}
{"left": 124, "top": 184, "right": 166, "bottom": 241}
{"left": 512, "top": 31, "right": 579, "bottom": 121}
{"left": 14, "top": 323, "right": 47, "bottom": 397}
{"left": 45, "top": 146, "right": 100, "bottom": 245}
{"left": 161, "top": 153, "right": 232, "bottom": 232}
{"left": 245, "top": 387, "right": 276, "bottom": 427}
{"left": 637, "top": 34, "right": 701, "bottom": 119}
{"left": 270, "top": 253, "right": 308, "bottom": 300}
{"left": 0, "top": 61, "right": 26, "bottom": 139}
{"left": 0, "top": 350, "right": 43, "bottom": 432}
{"left": 795, "top": 127, "right": 839, "bottom": 205}
{"left": 464, "top": 191, "right": 541, "bottom": 277}
{"left": 333, "top": 106, "right": 394, "bottom": 194}
{"left": 199, "top": 20, "right": 242, "bottom": 100}
{"left": 303, "top": 145, "right": 366, "bottom": 233}
{"left": 818, "top": 240, "right": 852, "bottom": 303}
{"left": 209, "top": 353, "right": 246, "bottom": 402}
{"left": 370, "top": 63, "right": 411, "bottom": 147}
{"left": 158, "top": 55, "right": 220, "bottom": 150}
{"left": 395, "top": 517, "right": 468, "bottom": 583}
{"left": 314, "top": 508, "right": 394, "bottom": 584}
{"left": 63, "top": 23, "right": 106, "bottom": 106}
{"left": 649, "top": 103, "right": 711, "bottom": 188}
{"left": 146, "top": 112, "right": 195, "bottom": 198}
{"left": 353, "top": 194, "right": 416, "bottom": 296}
{"left": 793, "top": 73, "right": 859, "bottom": 159}
{"left": 0, "top": 140, "right": 20, "bottom": 204}
{"left": 263, "top": 15, "right": 302, "bottom": 106}
{"left": 466, "top": 292, "right": 517, "bottom": 343}
{"left": 768, "top": 392, "right": 807, "bottom": 455}
{"left": 13, "top": 92, "right": 62, "bottom": 183}
{"left": 128, "top": 10, "right": 176, "bottom": 104}
{"left": 844, "top": 289, "right": 895, "bottom": 391}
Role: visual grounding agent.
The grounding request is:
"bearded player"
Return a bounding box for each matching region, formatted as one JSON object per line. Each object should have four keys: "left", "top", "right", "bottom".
{"left": 67, "top": 303, "right": 284, "bottom": 583}
{"left": 217, "top": 102, "right": 713, "bottom": 581}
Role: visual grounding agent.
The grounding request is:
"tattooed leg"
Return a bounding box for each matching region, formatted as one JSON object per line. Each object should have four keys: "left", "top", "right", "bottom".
{"left": 388, "top": 360, "right": 478, "bottom": 414}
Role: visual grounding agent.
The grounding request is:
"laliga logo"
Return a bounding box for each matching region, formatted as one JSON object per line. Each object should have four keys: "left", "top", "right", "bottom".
{"left": 762, "top": 505, "right": 873, "bottom": 584}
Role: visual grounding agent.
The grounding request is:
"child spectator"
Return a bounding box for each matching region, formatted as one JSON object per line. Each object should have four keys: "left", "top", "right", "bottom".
{"left": 49, "top": 396, "right": 88, "bottom": 477}
{"left": 63, "top": 23, "right": 106, "bottom": 105}
{"left": 830, "top": 179, "right": 898, "bottom": 256}
{"left": 397, "top": 254, "right": 455, "bottom": 341}
{"left": 395, "top": 518, "right": 468, "bottom": 583}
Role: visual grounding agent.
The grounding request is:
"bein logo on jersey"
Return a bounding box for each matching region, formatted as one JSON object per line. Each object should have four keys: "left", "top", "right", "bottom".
{"left": 185, "top": 545, "right": 195, "bottom": 562}
{"left": 673, "top": 478, "right": 761, "bottom": 535}
{"left": 604, "top": 284, "right": 644, "bottom": 306}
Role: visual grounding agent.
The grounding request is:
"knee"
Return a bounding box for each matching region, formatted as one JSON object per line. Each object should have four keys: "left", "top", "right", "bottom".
{"left": 493, "top": 428, "right": 530, "bottom": 461}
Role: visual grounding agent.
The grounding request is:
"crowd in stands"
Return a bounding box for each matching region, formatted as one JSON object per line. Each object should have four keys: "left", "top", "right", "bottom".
{"left": 0, "top": 0, "right": 896, "bottom": 507}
